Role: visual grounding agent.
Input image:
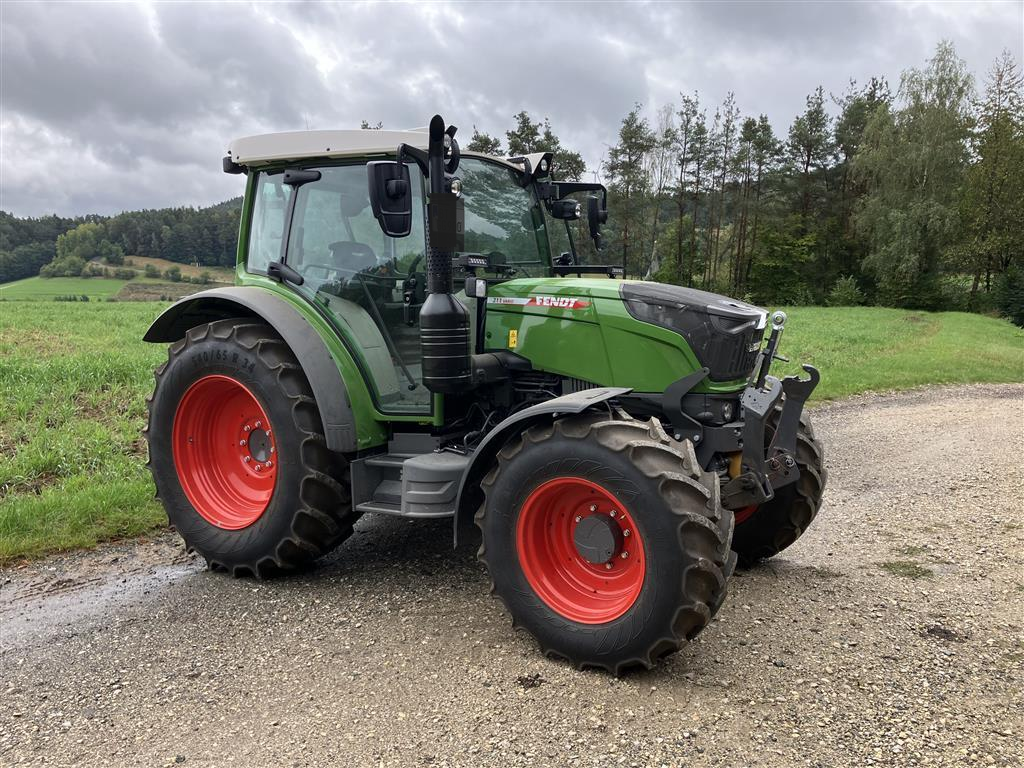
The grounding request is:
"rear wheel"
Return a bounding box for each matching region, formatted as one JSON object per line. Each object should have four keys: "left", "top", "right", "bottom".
{"left": 477, "top": 413, "right": 735, "bottom": 674}
{"left": 731, "top": 409, "right": 826, "bottom": 568}
{"left": 145, "top": 319, "right": 357, "bottom": 577}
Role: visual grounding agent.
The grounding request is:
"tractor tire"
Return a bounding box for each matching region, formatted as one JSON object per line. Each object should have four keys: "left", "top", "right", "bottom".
{"left": 731, "top": 408, "right": 826, "bottom": 568}
{"left": 477, "top": 412, "right": 735, "bottom": 674}
{"left": 144, "top": 318, "right": 357, "bottom": 577}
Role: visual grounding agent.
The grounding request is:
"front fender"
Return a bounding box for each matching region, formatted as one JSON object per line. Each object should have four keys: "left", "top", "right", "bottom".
{"left": 452, "top": 386, "right": 632, "bottom": 545}
{"left": 144, "top": 286, "right": 358, "bottom": 453}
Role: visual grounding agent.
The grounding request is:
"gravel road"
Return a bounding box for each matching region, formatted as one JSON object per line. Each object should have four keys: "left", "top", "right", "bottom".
{"left": 2, "top": 384, "right": 1022, "bottom": 768}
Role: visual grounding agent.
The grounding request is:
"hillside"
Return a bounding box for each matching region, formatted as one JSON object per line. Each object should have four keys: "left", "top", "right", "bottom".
{"left": 0, "top": 198, "right": 243, "bottom": 284}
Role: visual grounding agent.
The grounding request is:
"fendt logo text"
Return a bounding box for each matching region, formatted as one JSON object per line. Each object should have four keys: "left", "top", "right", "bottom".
{"left": 528, "top": 296, "right": 591, "bottom": 309}
{"left": 487, "top": 296, "right": 590, "bottom": 310}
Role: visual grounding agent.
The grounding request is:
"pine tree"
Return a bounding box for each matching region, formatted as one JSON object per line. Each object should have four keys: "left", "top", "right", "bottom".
{"left": 504, "top": 112, "right": 585, "bottom": 180}
{"left": 466, "top": 126, "right": 503, "bottom": 155}
{"left": 673, "top": 94, "right": 699, "bottom": 278}
{"left": 788, "top": 86, "right": 835, "bottom": 229}
{"left": 604, "top": 106, "right": 656, "bottom": 278}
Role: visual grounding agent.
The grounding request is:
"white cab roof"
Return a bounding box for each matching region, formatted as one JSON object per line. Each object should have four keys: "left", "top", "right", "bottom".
{"left": 226, "top": 129, "right": 525, "bottom": 172}
{"left": 228, "top": 130, "right": 428, "bottom": 165}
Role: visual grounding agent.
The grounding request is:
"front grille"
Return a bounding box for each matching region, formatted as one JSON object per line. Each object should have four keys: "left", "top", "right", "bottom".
{"left": 717, "top": 325, "right": 763, "bottom": 381}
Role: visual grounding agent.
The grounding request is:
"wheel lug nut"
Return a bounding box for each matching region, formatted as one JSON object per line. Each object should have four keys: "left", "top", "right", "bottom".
{"left": 623, "top": 529, "right": 631, "bottom": 537}
{"left": 255, "top": 421, "right": 262, "bottom": 428}
{"left": 589, "top": 504, "right": 597, "bottom": 512}
{"left": 243, "top": 425, "right": 251, "bottom": 433}
{"left": 574, "top": 515, "right": 582, "bottom": 523}
{"left": 609, "top": 510, "right": 617, "bottom": 518}
{"left": 265, "top": 460, "right": 273, "bottom": 468}
{"left": 620, "top": 551, "right": 629, "bottom": 559}
{"left": 255, "top": 464, "right": 262, "bottom": 472}
{"left": 604, "top": 563, "right": 613, "bottom": 570}
{"left": 239, "top": 440, "right": 246, "bottom": 446}
{"left": 243, "top": 456, "right": 251, "bottom": 463}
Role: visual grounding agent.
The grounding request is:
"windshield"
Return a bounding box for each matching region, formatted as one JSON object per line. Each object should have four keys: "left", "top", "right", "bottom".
{"left": 457, "top": 157, "right": 550, "bottom": 277}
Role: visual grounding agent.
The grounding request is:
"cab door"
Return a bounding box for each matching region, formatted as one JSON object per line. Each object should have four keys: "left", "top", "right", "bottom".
{"left": 281, "top": 163, "right": 431, "bottom": 414}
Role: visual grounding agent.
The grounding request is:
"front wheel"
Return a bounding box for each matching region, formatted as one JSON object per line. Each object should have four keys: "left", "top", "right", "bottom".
{"left": 145, "top": 319, "right": 357, "bottom": 577}
{"left": 477, "top": 413, "right": 735, "bottom": 674}
{"left": 731, "top": 410, "right": 826, "bottom": 568}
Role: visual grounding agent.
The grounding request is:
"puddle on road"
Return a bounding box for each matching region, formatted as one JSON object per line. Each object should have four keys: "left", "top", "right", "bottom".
{"left": 0, "top": 540, "right": 203, "bottom": 650}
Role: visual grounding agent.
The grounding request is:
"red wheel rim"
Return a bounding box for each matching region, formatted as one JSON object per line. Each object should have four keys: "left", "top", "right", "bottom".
{"left": 516, "top": 477, "right": 645, "bottom": 624}
{"left": 734, "top": 504, "right": 758, "bottom": 525}
{"left": 172, "top": 375, "right": 277, "bottom": 530}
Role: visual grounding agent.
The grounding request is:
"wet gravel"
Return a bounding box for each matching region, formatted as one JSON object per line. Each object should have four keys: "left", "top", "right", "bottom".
{"left": 1, "top": 384, "right": 1022, "bottom": 767}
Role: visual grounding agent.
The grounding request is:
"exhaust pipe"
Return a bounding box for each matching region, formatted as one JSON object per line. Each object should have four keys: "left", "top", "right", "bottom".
{"left": 419, "top": 115, "right": 472, "bottom": 393}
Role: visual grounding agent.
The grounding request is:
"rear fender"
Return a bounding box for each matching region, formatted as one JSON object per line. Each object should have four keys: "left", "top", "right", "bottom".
{"left": 144, "top": 286, "right": 358, "bottom": 453}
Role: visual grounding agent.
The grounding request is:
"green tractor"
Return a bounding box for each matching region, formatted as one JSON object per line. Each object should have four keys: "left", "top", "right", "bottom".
{"left": 144, "top": 115, "right": 826, "bottom": 673}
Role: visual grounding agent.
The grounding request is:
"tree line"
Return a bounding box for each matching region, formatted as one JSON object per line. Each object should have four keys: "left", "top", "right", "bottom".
{"left": 0, "top": 199, "right": 241, "bottom": 283}
{"left": 470, "top": 42, "right": 1023, "bottom": 322}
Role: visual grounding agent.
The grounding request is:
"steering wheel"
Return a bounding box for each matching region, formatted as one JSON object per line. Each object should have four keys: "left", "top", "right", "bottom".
{"left": 303, "top": 262, "right": 398, "bottom": 283}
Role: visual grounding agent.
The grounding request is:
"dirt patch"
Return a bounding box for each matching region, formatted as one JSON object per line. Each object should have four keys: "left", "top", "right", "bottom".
{"left": 115, "top": 282, "right": 206, "bottom": 301}
{"left": 0, "top": 471, "right": 60, "bottom": 501}
{"left": 515, "top": 673, "right": 546, "bottom": 690}
{"left": 922, "top": 624, "right": 970, "bottom": 643}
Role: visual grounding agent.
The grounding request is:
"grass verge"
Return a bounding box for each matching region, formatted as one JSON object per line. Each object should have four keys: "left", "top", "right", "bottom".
{"left": 774, "top": 307, "right": 1023, "bottom": 400}
{"left": 0, "top": 303, "right": 168, "bottom": 562}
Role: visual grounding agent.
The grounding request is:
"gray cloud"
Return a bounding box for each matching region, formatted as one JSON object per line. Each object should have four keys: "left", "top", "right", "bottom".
{"left": 1, "top": 1, "right": 1020, "bottom": 216}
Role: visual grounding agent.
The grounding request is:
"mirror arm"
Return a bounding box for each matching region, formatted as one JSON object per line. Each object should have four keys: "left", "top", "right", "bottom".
{"left": 396, "top": 143, "right": 429, "bottom": 175}
{"left": 538, "top": 181, "right": 607, "bottom": 210}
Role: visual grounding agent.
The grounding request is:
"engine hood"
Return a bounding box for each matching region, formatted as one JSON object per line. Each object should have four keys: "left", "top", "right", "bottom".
{"left": 620, "top": 282, "right": 767, "bottom": 326}
{"left": 620, "top": 282, "right": 768, "bottom": 382}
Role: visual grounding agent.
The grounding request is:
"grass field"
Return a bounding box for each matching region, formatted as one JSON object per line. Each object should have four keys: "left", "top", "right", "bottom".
{"left": 0, "top": 276, "right": 133, "bottom": 301}
{"left": 0, "top": 302, "right": 1021, "bottom": 562}
{"left": 772, "top": 307, "right": 1023, "bottom": 399}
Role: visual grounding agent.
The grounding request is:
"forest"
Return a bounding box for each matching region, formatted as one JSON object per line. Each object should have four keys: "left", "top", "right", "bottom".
{"left": 469, "top": 42, "right": 1023, "bottom": 322}
{"left": 2, "top": 42, "right": 1021, "bottom": 324}
{"left": 0, "top": 200, "right": 241, "bottom": 284}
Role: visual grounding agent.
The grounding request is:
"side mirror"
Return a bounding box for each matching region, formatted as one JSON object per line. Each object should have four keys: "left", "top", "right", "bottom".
{"left": 368, "top": 161, "right": 412, "bottom": 237}
{"left": 587, "top": 194, "right": 608, "bottom": 246}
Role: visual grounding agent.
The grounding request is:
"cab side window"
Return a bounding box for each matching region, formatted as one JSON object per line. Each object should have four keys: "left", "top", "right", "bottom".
{"left": 246, "top": 173, "right": 291, "bottom": 274}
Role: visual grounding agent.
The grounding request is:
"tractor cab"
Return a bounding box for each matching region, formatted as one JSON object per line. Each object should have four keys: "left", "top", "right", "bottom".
{"left": 228, "top": 127, "right": 574, "bottom": 414}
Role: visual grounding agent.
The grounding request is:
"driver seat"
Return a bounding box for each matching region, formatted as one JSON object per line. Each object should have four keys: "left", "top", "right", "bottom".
{"left": 328, "top": 241, "right": 378, "bottom": 273}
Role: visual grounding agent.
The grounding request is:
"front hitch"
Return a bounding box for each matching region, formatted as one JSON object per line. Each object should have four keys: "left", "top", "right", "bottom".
{"left": 721, "top": 365, "right": 820, "bottom": 509}
{"left": 720, "top": 311, "right": 819, "bottom": 509}
{"left": 650, "top": 308, "right": 820, "bottom": 510}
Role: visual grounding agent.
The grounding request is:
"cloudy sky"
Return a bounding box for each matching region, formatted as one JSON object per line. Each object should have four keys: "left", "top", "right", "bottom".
{"left": 1, "top": 1, "right": 1021, "bottom": 218}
